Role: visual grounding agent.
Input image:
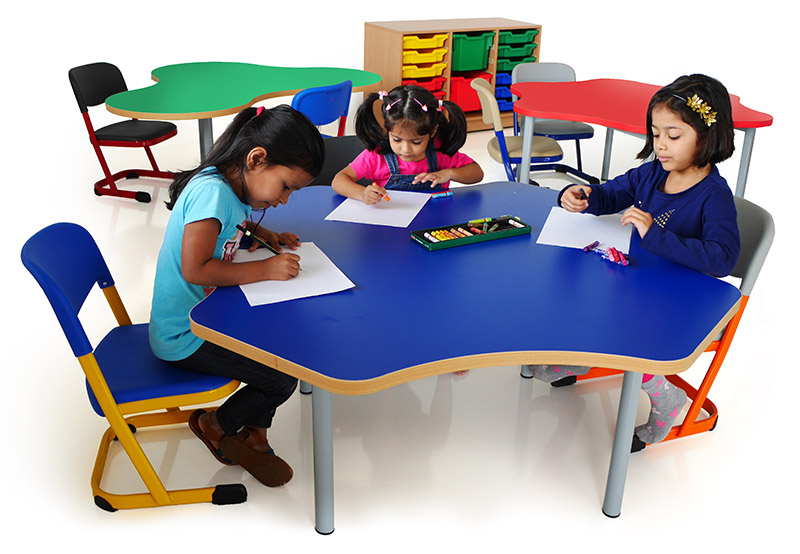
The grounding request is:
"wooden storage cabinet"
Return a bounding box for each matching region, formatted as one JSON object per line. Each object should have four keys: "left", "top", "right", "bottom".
{"left": 364, "top": 18, "right": 542, "bottom": 131}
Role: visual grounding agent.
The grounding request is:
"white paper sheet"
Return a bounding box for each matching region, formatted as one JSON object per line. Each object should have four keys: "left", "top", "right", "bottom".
{"left": 235, "top": 242, "right": 355, "bottom": 306}
{"left": 536, "top": 206, "right": 633, "bottom": 253}
{"left": 324, "top": 190, "right": 430, "bottom": 227}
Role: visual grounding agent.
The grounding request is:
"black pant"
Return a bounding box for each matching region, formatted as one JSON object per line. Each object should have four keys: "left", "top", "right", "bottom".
{"left": 170, "top": 340, "right": 297, "bottom": 436}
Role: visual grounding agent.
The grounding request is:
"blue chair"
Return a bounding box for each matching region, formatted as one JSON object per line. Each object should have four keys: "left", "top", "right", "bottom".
{"left": 21, "top": 222, "right": 245, "bottom": 511}
{"left": 471, "top": 77, "right": 563, "bottom": 183}
{"left": 291, "top": 80, "right": 353, "bottom": 137}
{"left": 511, "top": 63, "right": 598, "bottom": 184}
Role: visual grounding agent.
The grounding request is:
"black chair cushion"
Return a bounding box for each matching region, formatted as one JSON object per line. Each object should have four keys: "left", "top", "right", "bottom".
{"left": 95, "top": 119, "right": 177, "bottom": 142}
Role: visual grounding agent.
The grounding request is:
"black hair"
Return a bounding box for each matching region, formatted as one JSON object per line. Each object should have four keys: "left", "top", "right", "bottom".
{"left": 165, "top": 105, "right": 325, "bottom": 210}
{"left": 354, "top": 85, "right": 468, "bottom": 156}
{"left": 637, "top": 74, "right": 735, "bottom": 167}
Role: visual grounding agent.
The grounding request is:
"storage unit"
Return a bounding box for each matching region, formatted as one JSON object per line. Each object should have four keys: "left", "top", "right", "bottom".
{"left": 364, "top": 18, "right": 543, "bottom": 131}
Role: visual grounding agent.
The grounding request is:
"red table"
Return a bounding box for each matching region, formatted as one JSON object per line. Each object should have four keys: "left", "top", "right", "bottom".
{"left": 511, "top": 79, "right": 773, "bottom": 196}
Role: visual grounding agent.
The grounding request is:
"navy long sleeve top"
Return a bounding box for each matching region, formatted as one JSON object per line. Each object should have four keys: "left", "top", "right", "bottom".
{"left": 558, "top": 161, "right": 740, "bottom": 277}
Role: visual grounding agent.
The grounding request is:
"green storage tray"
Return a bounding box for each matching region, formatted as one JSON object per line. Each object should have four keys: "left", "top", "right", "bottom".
{"left": 451, "top": 31, "right": 495, "bottom": 71}
{"left": 496, "top": 56, "right": 537, "bottom": 72}
{"left": 411, "top": 215, "right": 532, "bottom": 251}
{"left": 498, "top": 29, "right": 539, "bottom": 45}
{"left": 498, "top": 43, "right": 537, "bottom": 58}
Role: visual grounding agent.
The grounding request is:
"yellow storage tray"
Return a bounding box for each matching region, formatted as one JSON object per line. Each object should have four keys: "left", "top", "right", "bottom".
{"left": 402, "top": 47, "right": 448, "bottom": 64}
{"left": 402, "top": 62, "right": 447, "bottom": 79}
{"left": 403, "top": 34, "right": 448, "bottom": 49}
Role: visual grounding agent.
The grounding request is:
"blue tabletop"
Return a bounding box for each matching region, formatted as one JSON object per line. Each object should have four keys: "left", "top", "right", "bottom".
{"left": 190, "top": 182, "right": 741, "bottom": 393}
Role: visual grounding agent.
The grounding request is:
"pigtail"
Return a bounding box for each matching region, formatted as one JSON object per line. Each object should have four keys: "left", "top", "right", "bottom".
{"left": 433, "top": 100, "right": 468, "bottom": 157}
{"left": 355, "top": 92, "right": 391, "bottom": 153}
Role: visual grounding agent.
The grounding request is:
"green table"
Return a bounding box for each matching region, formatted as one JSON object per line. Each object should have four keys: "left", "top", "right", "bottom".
{"left": 106, "top": 62, "right": 382, "bottom": 159}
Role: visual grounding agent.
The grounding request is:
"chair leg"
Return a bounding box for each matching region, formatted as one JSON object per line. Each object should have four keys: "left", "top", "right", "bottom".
{"left": 574, "top": 140, "right": 583, "bottom": 172}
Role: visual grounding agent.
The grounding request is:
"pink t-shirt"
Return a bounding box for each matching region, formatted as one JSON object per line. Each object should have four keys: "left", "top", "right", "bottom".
{"left": 348, "top": 148, "right": 475, "bottom": 190}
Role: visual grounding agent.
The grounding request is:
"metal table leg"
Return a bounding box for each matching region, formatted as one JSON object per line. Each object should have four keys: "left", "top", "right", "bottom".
{"left": 735, "top": 128, "right": 756, "bottom": 197}
{"left": 312, "top": 386, "right": 335, "bottom": 534}
{"left": 602, "top": 370, "right": 642, "bottom": 518}
{"left": 199, "top": 118, "right": 214, "bottom": 162}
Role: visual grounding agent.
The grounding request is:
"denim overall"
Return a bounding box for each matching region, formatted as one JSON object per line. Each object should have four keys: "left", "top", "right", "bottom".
{"left": 383, "top": 143, "right": 443, "bottom": 191}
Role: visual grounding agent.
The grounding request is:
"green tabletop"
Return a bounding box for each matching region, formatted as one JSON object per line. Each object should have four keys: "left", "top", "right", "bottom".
{"left": 106, "top": 62, "right": 383, "bottom": 120}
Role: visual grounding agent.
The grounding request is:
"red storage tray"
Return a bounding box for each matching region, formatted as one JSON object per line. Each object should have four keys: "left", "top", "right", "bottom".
{"left": 448, "top": 71, "right": 492, "bottom": 112}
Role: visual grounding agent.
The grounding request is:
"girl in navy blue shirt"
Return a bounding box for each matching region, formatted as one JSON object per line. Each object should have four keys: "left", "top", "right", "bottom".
{"left": 530, "top": 74, "right": 740, "bottom": 445}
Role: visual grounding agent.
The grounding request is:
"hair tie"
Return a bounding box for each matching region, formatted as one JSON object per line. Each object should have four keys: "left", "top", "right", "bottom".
{"left": 413, "top": 98, "right": 428, "bottom": 112}
{"left": 436, "top": 100, "right": 443, "bottom": 112}
{"left": 255, "top": 106, "right": 265, "bottom": 117}
{"left": 378, "top": 90, "right": 388, "bottom": 100}
{"left": 385, "top": 98, "right": 402, "bottom": 111}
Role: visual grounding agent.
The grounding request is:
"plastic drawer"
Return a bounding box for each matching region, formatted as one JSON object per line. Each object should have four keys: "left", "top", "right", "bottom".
{"left": 495, "top": 72, "right": 512, "bottom": 85}
{"left": 402, "top": 62, "right": 447, "bottom": 79}
{"left": 498, "top": 43, "right": 536, "bottom": 58}
{"left": 402, "top": 76, "right": 446, "bottom": 92}
{"left": 402, "top": 48, "right": 448, "bottom": 64}
{"left": 451, "top": 31, "right": 495, "bottom": 71}
{"left": 495, "top": 85, "right": 511, "bottom": 99}
{"left": 497, "top": 99, "right": 514, "bottom": 112}
{"left": 403, "top": 34, "right": 448, "bottom": 49}
{"left": 498, "top": 29, "right": 539, "bottom": 45}
{"left": 496, "top": 56, "right": 537, "bottom": 72}
{"left": 449, "top": 70, "right": 492, "bottom": 112}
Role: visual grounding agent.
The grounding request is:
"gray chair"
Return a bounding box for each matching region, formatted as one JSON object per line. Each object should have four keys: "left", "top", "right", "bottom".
{"left": 512, "top": 63, "right": 598, "bottom": 184}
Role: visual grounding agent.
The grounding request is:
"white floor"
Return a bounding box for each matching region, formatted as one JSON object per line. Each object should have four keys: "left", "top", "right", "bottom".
{"left": 5, "top": 4, "right": 797, "bottom": 552}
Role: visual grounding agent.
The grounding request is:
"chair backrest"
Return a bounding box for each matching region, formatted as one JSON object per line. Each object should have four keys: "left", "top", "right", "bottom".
{"left": 731, "top": 196, "right": 775, "bottom": 296}
{"left": 309, "top": 135, "right": 366, "bottom": 186}
{"left": 470, "top": 78, "right": 504, "bottom": 133}
{"left": 21, "top": 222, "right": 114, "bottom": 357}
{"left": 68, "top": 62, "right": 128, "bottom": 113}
{"left": 512, "top": 62, "right": 577, "bottom": 85}
{"left": 291, "top": 80, "right": 353, "bottom": 127}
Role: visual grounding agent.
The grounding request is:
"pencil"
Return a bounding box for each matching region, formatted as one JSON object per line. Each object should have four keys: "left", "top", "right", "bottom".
{"left": 236, "top": 224, "right": 280, "bottom": 255}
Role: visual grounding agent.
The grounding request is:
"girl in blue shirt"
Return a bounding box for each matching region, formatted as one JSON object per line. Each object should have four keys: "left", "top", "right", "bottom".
{"left": 529, "top": 74, "right": 740, "bottom": 445}
{"left": 150, "top": 105, "right": 324, "bottom": 486}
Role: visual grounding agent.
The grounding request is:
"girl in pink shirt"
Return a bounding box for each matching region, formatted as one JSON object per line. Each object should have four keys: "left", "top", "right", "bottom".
{"left": 333, "top": 85, "right": 483, "bottom": 204}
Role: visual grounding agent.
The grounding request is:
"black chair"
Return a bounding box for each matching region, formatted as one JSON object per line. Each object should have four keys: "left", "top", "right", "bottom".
{"left": 309, "top": 135, "right": 368, "bottom": 186}
{"left": 68, "top": 62, "right": 177, "bottom": 203}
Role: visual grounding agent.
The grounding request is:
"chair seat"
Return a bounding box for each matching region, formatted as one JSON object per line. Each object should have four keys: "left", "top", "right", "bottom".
{"left": 89, "top": 323, "right": 233, "bottom": 416}
{"left": 530, "top": 118, "right": 594, "bottom": 139}
{"left": 488, "top": 135, "right": 563, "bottom": 164}
{"left": 95, "top": 119, "right": 177, "bottom": 143}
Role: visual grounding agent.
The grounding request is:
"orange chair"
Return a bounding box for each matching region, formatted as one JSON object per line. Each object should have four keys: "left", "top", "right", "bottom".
{"left": 542, "top": 196, "right": 774, "bottom": 451}
{"left": 68, "top": 63, "right": 177, "bottom": 203}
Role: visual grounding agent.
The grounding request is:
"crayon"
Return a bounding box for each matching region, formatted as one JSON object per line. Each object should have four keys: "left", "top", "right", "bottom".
{"left": 424, "top": 232, "right": 439, "bottom": 243}
{"left": 488, "top": 223, "right": 500, "bottom": 233}
{"left": 507, "top": 219, "right": 525, "bottom": 228}
{"left": 579, "top": 188, "right": 588, "bottom": 201}
{"left": 431, "top": 191, "right": 453, "bottom": 199}
{"left": 468, "top": 218, "right": 492, "bottom": 225}
{"left": 583, "top": 240, "right": 600, "bottom": 252}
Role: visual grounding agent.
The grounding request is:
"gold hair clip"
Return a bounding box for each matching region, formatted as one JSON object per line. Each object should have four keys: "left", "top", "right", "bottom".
{"left": 684, "top": 94, "right": 717, "bottom": 126}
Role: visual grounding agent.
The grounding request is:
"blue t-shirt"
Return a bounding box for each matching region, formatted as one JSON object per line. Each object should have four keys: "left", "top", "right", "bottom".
{"left": 559, "top": 161, "right": 740, "bottom": 277}
{"left": 149, "top": 167, "right": 252, "bottom": 361}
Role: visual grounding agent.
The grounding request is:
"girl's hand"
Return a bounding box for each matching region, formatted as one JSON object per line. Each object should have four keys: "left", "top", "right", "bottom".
{"left": 621, "top": 207, "right": 653, "bottom": 238}
{"left": 262, "top": 253, "right": 301, "bottom": 280}
{"left": 362, "top": 183, "right": 388, "bottom": 205}
{"left": 413, "top": 169, "right": 451, "bottom": 188}
{"left": 248, "top": 227, "right": 300, "bottom": 252}
{"left": 560, "top": 185, "right": 590, "bottom": 212}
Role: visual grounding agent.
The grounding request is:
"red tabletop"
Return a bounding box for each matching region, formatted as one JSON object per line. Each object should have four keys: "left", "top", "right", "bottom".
{"left": 510, "top": 79, "right": 773, "bottom": 135}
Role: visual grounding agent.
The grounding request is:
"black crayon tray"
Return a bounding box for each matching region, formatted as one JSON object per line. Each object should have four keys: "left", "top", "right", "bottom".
{"left": 411, "top": 215, "right": 532, "bottom": 251}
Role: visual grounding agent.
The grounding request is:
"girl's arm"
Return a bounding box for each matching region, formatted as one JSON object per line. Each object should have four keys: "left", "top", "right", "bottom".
{"left": 413, "top": 161, "right": 484, "bottom": 188}
{"left": 181, "top": 218, "right": 300, "bottom": 285}
{"left": 332, "top": 166, "right": 387, "bottom": 205}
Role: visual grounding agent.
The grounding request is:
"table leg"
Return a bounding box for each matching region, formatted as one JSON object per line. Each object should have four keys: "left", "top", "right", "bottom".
{"left": 602, "top": 128, "right": 615, "bottom": 182}
{"left": 602, "top": 370, "right": 642, "bottom": 518}
{"left": 312, "top": 386, "right": 335, "bottom": 534}
{"left": 199, "top": 118, "right": 214, "bottom": 162}
{"left": 517, "top": 116, "right": 535, "bottom": 184}
{"left": 735, "top": 128, "right": 756, "bottom": 197}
